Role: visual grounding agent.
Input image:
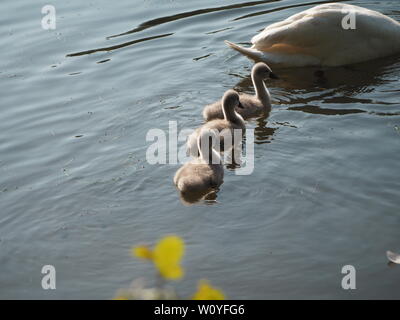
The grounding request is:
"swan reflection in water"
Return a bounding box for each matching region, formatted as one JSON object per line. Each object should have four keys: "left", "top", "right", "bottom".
{"left": 232, "top": 53, "right": 400, "bottom": 118}
{"left": 178, "top": 188, "right": 219, "bottom": 206}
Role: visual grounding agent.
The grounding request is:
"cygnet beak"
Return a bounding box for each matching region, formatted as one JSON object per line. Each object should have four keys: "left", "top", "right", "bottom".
{"left": 269, "top": 72, "right": 279, "bottom": 79}
{"left": 237, "top": 101, "right": 245, "bottom": 109}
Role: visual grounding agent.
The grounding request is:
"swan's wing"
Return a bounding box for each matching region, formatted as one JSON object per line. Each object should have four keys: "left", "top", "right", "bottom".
{"left": 251, "top": 3, "right": 400, "bottom": 52}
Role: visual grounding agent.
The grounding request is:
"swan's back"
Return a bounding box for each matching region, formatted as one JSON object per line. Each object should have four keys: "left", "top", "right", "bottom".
{"left": 187, "top": 118, "right": 245, "bottom": 156}
{"left": 203, "top": 118, "right": 245, "bottom": 132}
{"left": 174, "top": 161, "right": 223, "bottom": 193}
{"left": 251, "top": 3, "right": 400, "bottom": 66}
{"left": 203, "top": 94, "right": 266, "bottom": 121}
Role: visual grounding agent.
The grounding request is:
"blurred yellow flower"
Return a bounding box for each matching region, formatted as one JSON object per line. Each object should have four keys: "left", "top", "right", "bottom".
{"left": 132, "top": 235, "right": 185, "bottom": 280}
{"left": 192, "top": 280, "right": 225, "bottom": 300}
{"left": 133, "top": 246, "right": 153, "bottom": 260}
{"left": 153, "top": 235, "right": 185, "bottom": 280}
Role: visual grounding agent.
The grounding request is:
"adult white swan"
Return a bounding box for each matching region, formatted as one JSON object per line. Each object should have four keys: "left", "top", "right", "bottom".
{"left": 225, "top": 3, "right": 400, "bottom": 67}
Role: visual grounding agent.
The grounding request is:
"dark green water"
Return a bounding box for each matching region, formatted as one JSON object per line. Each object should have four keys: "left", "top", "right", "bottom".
{"left": 1, "top": 0, "right": 399, "bottom": 299}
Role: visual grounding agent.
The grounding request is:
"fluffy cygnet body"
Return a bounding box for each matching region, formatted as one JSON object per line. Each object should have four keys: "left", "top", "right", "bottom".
{"left": 188, "top": 90, "right": 246, "bottom": 157}
{"left": 174, "top": 129, "right": 224, "bottom": 194}
{"left": 203, "top": 63, "right": 276, "bottom": 121}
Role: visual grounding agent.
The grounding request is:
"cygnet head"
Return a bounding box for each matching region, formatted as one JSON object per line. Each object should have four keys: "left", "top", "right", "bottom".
{"left": 253, "top": 62, "right": 279, "bottom": 80}
{"left": 222, "top": 89, "right": 241, "bottom": 113}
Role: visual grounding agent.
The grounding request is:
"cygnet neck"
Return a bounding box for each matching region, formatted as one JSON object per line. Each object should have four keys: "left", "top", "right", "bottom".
{"left": 252, "top": 69, "right": 271, "bottom": 108}
{"left": 198, "top": 136, "right": 221, "bottom": 164}
{"left": 222, "top": 100, "right": 241, "bottom": 123}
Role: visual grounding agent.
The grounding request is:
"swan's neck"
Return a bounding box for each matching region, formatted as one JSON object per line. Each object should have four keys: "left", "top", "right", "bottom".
{"left": 222, "top": 105, "right": 241, "bottom": 123}
{"left": 210, "top": 149, "right": 221, "bottom": 164}
{"left": 252, "top": 72, "right": 271, "bottom": 110}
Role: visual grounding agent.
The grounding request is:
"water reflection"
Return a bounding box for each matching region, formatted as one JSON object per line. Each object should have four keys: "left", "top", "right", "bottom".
{"left": 177, "top": 188, "right": 219, "bottom": 206}
{"left": 270, "top": 55, "right": 399, "bottom": 92}
{"left": 267, "top": 55, "right": 400, "bottom": 115}
{"left": 66, "top": 0, "right": 353, "bottom": 60}
{"left": 193, "top": 54, "right": 214, "bottom": 62}
{"left": 254, "top": 116, "right": 278, "bottom": 144}
{"left": 288, "top": 105, "right": 366, "bottom": 116}
{"left": 106, "top": 0, "right": 280, "bottom": 39}
{"left": 66, "top": 33, "right": 173, "bottom": 57}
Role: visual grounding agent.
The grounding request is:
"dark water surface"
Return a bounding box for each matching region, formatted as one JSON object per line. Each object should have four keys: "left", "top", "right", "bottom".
{"left": 1, "top": 0, "right": 400, "bottom": 299}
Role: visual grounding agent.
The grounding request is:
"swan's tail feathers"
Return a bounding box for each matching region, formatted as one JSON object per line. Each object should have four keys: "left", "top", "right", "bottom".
{"left": 224, "top": 40, "right": 264, "bottom": 61}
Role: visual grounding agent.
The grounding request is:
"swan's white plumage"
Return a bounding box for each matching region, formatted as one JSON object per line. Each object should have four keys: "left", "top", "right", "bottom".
{"left": 387, "top": 251, "right": 400, "bottom": 264}
{"left": 226, "top": 3, "right": 400, "bottom": 67}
